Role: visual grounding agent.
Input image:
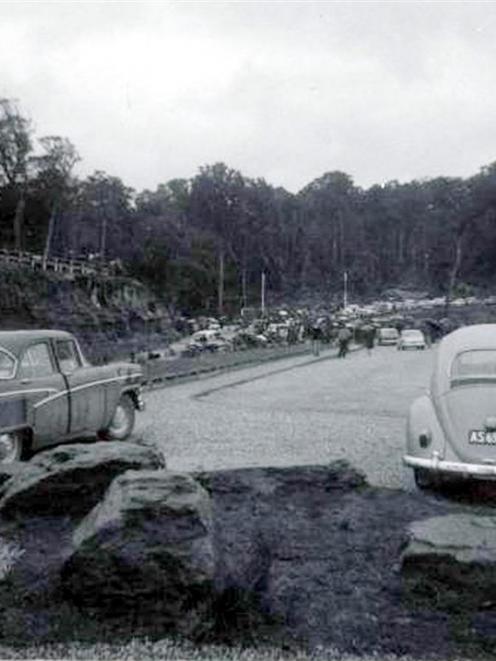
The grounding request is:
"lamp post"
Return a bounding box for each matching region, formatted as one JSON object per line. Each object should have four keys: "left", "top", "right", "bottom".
{"left": 261, "top": 271, "right": 266, "bottom": 314}
{"left": 343, "top": 270, "right": 348, "bottom": 310}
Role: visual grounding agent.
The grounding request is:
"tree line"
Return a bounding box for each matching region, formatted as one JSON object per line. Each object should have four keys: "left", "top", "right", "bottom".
{"left": 1, "top": 97, "right": 496, "bottom": 315}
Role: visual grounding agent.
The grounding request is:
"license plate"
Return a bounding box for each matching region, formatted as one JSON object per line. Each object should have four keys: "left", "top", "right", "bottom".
{"left": 469, "top": 430, "right": 496, "bottom": 445}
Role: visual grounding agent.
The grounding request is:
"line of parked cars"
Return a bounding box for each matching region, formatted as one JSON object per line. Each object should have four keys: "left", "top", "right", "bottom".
{"left": 376, "top": 327, "right": 427, "bottom": 350}
{"left": 3, "top": 319, "right": 496, "bottom": 500}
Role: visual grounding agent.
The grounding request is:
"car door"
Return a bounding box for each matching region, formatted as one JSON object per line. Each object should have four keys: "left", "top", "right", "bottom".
{"left": 18, "top": 341, "right": 69, "bottom": 445}
{"left": 53, "top": 338, "right": 107, "bottom": 436}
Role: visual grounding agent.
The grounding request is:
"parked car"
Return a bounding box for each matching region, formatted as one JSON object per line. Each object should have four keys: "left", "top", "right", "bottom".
{"left": 377, "top": 327, "right": 400, "bottom": 345}
{"left": 397, "top": 329, "right": 426, "bottom": 350}
{"left": 0, "top": 330, "right": 144, "bottom": 464}
{"left": 404, "top": 324, "right": 496, "bottom": 488}
{"left": 187, "top": 329, "right": 231, "bottom": 353}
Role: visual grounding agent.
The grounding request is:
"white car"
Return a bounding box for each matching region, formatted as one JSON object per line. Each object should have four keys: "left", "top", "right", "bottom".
{"left": 405, "top": 324, "right": 496, "bottom": 488}
{"left": 377, "top": 327, "right": 400, "bottom": 346}
{"left": 397, "top": 329, "right": 426, "bottom": 350}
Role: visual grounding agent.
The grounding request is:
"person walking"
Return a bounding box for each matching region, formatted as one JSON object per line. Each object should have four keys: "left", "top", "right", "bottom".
{"left": 362, "top": 323, "right": 375, "bottom": 356}
{"left": 337, "top": 324, "right": 352, "bottom": 358}
{"left": 310, "top": 319, "right": 323, "bottom": 356}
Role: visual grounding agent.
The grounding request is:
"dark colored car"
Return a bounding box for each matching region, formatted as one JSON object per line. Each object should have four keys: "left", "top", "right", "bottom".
{"left": 0, "top": 330, "right": 144, "bottom": 464}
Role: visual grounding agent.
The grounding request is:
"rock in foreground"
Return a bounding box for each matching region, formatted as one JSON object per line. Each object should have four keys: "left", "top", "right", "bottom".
{"left": 61, "top": 470, "right": 215, "bottom": 628}
{"left": 0, "top": 442, "right": 166, "bottom": 518}
{"left": 401, "top": 514, "right": 496, "bottom": 612}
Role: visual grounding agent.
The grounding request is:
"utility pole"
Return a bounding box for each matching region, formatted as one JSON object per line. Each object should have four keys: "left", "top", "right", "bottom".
{"left": 261, "top": 271, "right": 266, "bottom": 314}
{"left": 343, "top": 270, "right": 348, "bottom": 310}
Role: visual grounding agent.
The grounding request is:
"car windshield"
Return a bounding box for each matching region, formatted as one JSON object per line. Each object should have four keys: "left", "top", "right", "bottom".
{"left": 402, "top": 330, "right": 421, "bottom": 338}
{"left": 451, "top": 350, "right": 496, "bottom": 382}
{"left": 381, "top": 329, "right": 398, "bottom": 337}
{"left": 0, "top": 348, "right": 16, "bottom": 379}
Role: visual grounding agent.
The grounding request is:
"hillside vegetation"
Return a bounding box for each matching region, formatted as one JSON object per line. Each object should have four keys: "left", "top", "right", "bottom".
{"left": 2, "top": 98, "right": 496, "bottom": 317}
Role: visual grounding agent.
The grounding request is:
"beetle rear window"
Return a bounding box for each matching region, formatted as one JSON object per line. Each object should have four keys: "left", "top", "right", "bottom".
{"left": 451, "top": 350, "right": 496, "bottom": 381}
{"left": 0, "top": 349, "right": 16, "bottom": 379}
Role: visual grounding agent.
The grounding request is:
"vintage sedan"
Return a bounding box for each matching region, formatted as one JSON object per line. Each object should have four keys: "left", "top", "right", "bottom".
{"left": 0, "top": 330, "right": 144, "bottom": 464}
{"left": 377, "top": 327, "right": 400, "bottom": 346}
{"left": 397, "top": 329, "right": 426, "bottom": 350}
{"left": 404, "top": 324, "right": 496, "bottom": 488}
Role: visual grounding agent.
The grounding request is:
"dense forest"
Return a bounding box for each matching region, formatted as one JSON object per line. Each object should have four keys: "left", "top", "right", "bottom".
{"left": 1, "top": 97, "right": 496, "bottom": 315}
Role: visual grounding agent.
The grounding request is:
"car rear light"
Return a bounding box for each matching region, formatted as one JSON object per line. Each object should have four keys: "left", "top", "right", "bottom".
{"left": 419, "top": 429, "right": 432, "bottom": 448}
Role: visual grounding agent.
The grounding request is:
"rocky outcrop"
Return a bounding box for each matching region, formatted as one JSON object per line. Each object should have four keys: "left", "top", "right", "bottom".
{"left": 0, "top": 450, "right": 494, "bottom": 656}
{"left": 61, "top": 470, "right": 215, "bottom": 627}
{"left": 401, "top": 514, "right": 496, "bottom": 612}
{"left": 195, "top": 461, "right": 367, "bottom": 596}
{"left": 0, "top": 442, "right": 165, "bottom": 518}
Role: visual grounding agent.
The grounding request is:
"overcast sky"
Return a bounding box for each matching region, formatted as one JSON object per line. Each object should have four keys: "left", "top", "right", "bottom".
{"left": 1, "top": 1, "right": 495, "bottom": 193}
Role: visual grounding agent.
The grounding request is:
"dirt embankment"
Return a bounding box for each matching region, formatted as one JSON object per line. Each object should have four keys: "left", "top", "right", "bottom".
{"left": 0, "top": 265, "right": 175, "bottom": 362}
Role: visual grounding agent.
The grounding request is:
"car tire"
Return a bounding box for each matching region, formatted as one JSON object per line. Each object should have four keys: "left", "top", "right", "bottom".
{"left": 413, "top": 467, "right": 438, "bottom": 490}
{"left": 0, "top": 430, "right": 25, "bottom": 464}
{"left": 98, "top": 394, "right": 135, "bottom": 441}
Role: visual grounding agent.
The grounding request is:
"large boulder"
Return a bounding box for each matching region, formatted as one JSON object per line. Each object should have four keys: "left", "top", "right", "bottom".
{"left": 195, "top": 461, "right": 367, "bottom": 595}
{"left": 61, "top": 469, "right": 215, "bottom": 628}
{"left": 0, "top": 442, "right": 166, "bottom": 518}
{"left": 401, "top": 514, "right": 496, "bottom": 612}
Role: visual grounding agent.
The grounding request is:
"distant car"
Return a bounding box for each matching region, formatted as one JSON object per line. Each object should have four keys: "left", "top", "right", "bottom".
{"left": 0, "top": 330, "right": 144, "bottom": 464}
{"left": 397, "top": 329, "right": 426, "bottom": 350}
{"left": 377, "top": 327, "right": 400, "bottom": 345}
{"left": 404, "top": 324, "right": 496, "bottom": 488}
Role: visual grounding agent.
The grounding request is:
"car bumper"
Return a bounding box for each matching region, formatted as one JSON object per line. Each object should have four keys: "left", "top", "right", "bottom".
{"left": 136, "top": 392, "right": 146, "bottom": 411}
{"left": 404, "top": 454, "right": 496, "bottom": 478}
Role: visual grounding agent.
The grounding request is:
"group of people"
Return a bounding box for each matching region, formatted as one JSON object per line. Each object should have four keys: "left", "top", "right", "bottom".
{"left": 309, "top": 321, "right": 354, "bottom": 358}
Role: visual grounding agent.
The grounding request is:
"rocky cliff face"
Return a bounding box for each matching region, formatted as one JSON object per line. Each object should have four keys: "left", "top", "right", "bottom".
{"left": 0, "top": 264, "right": 174, "bottom": 362}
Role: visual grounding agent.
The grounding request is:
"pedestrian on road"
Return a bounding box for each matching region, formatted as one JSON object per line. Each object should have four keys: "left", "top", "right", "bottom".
{"left": 310, "top": 320, "right": 323, "bottom": 357}
{"left": 337, "top": 325, "right": 352, "bottom": 358}
{"left": 362, "top": 323, "right": 375, "bottom": 356}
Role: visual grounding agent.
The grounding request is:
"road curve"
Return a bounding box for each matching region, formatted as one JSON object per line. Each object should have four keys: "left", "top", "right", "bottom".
{"left": 135, "top": 345, "right": 434, "bottom": 490}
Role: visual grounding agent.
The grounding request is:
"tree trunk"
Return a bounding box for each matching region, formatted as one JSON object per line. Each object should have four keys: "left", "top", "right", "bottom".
{"left": 43, "top": 200, "right": 58, "bottom": 269}
{"left": 13, "top": 193, "right": 25, "bottom": 252}
{"left": 444, "top": 235, "right": 463, "bottom": 317}
{"left": 100, "top": 211, "right": 108, "bottom": 263}
{"left": 217, "top": 248, "right": 225, "bottom": 316}
{"left": 241, "top": 265, "right": 247, "bottom": 309}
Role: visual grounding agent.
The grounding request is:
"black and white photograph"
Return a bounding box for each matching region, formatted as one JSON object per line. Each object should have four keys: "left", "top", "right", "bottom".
{"left": 1, "top": 1, "right": 496, "bottom": 659}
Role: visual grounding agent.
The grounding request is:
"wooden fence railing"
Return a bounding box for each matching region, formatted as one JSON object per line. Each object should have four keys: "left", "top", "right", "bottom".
{"left": 0, "top": 249, "right": 121, "bottom": 278}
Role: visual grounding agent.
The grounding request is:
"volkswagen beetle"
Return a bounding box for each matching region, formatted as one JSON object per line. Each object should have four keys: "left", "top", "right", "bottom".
{"left": 404, "top": 324, "right": 496, "bottom": 488}
{"left": 0, "top": 330, "right": 145, "bottom": 464}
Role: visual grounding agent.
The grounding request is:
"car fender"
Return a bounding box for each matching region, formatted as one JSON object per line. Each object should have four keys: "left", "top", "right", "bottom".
{"left": 406, "top": 394, "right": 446, "bottom": 458}
{"left": 121, "top": 386, "right": 145, "bottom": 412}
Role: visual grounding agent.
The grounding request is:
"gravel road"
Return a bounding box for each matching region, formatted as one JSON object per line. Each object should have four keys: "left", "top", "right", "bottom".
{"left": 136, "top": 345, "right": 434, "bottom": 490}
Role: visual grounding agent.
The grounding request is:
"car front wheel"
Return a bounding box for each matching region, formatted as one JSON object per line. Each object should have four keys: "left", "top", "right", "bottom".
{"left": 99, "top": 394, "right": 135, "bottom": 441}
{"left": 0, "top": 431, "right": 24, "bottom": 464}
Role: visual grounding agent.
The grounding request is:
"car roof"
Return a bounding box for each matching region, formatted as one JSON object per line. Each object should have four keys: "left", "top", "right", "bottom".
{"left": 433, "top": 324, "right": 496, "bottom": 394}
{"left": 0, "top": 330, "right": 74, "bottom": 355}
{"left": 439, "top": 324, "right": 496, "bottom": 355}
